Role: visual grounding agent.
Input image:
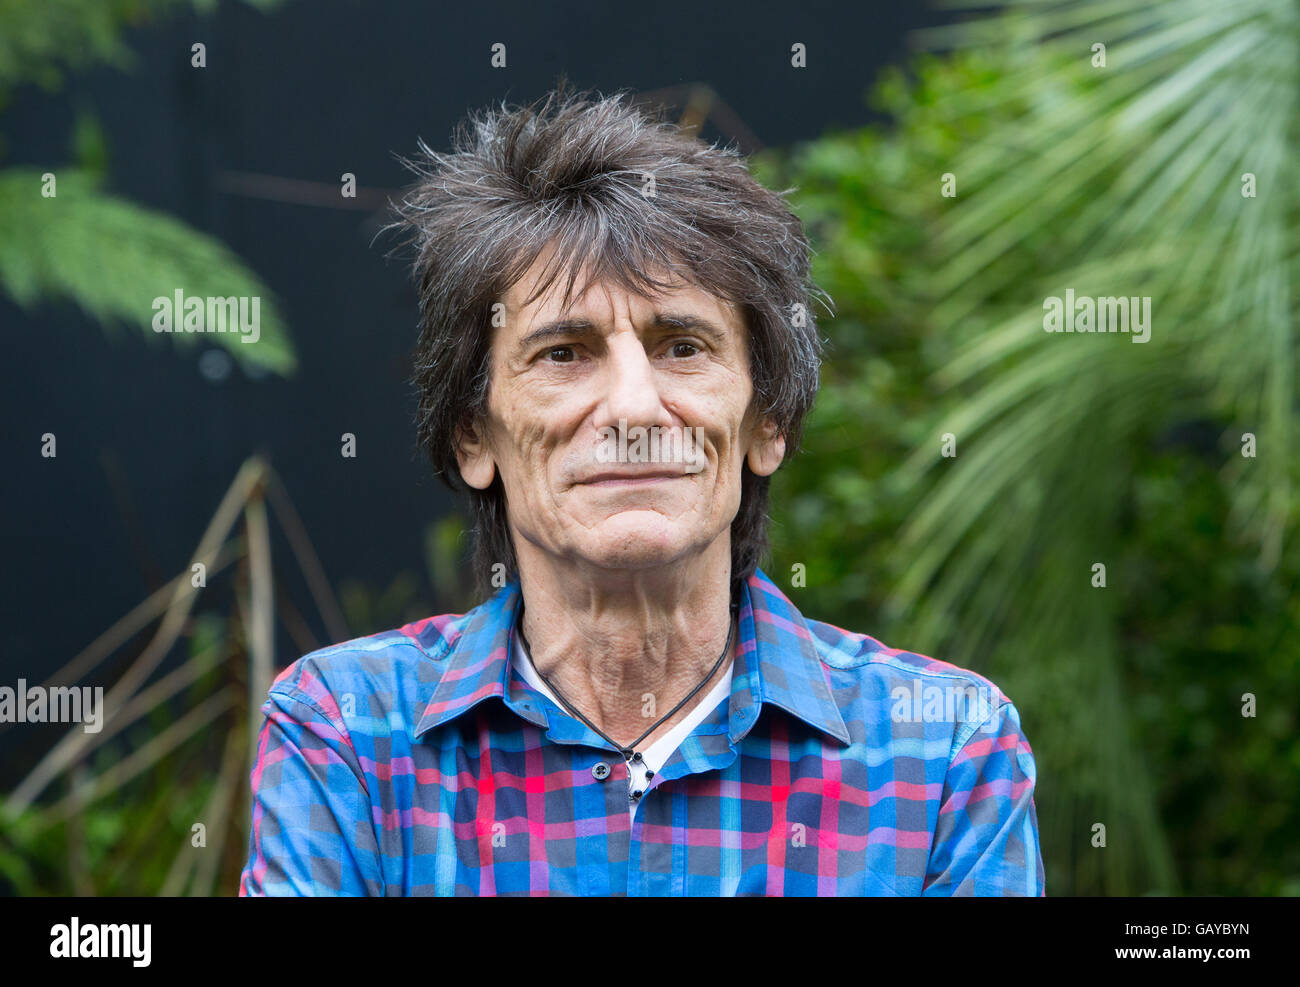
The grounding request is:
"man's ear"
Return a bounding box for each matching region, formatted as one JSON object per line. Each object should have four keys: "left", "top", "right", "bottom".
{"left": 746, "top": 418, "right": 786, "bottom": 477}
{"left": 455, "top": 419, "right": 497, "bottom": 490}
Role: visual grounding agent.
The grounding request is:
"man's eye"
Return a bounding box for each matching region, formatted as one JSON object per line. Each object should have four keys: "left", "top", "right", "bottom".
{"left": 546, "top": 346, "right": 575, "bottom": 363}
{"left": 670, "top": 341, "right": 700, "bottom": 358}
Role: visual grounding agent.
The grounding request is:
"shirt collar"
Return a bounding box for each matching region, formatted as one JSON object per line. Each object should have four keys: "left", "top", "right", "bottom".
{"left": 414, "top": 568, "right": 850, "bottom": 747}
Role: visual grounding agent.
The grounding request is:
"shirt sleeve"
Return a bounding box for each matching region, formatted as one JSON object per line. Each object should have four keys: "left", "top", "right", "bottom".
{"left": 238, "top": 688, "right": 383, "bottom": 896}
{"left": 922, "top": 699, "right": 1045, "bottom": 896}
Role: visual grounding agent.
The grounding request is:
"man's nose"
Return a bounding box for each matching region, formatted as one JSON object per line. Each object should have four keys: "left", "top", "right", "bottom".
{"left": 600, "top": 332, "right": 671, "bottom": 428}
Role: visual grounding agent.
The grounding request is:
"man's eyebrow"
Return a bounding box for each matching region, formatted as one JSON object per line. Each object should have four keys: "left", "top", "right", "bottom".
{"left": 515, "top": 312, "right": 730, "bottom": 351}
{"left": 650, "top": 313, "right": 728, "bottom": 344}
{"left": 516, "top": 319, "right": 597, "bottom": 351}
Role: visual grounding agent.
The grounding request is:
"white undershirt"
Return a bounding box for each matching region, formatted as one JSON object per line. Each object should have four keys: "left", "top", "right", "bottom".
{"left": 512, "top": 634, "right": 733, "bottom": 819}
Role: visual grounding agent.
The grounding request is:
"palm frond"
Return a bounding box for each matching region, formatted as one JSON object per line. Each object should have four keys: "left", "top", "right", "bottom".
{"left": 0, "top": 168, "right": 295, "bottom": 373}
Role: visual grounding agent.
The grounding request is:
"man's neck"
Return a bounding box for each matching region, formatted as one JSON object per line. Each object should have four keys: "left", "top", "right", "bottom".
{"left": 514, "top": 544, "right": 737, "bottom": 749}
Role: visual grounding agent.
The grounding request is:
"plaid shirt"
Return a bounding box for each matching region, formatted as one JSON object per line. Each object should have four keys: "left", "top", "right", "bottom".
{"left": 239, "top": 569, "right": 1044, "bottom": 896}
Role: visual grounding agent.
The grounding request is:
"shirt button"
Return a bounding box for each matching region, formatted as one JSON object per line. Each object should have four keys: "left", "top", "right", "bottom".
{"left": 591, "top": 761, "right": 611, "bottom": 781}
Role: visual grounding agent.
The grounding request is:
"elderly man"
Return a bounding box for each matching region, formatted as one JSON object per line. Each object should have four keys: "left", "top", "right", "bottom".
{"left": 239, "top": 89, "right": 1044, "bottom": 897}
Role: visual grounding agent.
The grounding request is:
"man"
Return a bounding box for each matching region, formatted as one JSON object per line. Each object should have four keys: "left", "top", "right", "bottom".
{"left": 239, "top": 88, "right": 1044, "bottom": 896}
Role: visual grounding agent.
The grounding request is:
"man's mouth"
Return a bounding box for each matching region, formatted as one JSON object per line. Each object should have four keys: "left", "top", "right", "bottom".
{"left": 575, "top": 470, "right": 689, "bottom": 487}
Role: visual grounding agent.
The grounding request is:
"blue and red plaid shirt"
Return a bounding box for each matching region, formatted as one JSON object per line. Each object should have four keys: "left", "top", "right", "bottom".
{"left": 239, "top": 569, "right": 1044, "bottom": 896}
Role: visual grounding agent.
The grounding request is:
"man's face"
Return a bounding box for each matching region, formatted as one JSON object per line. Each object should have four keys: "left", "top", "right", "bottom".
{"left": 455, "top": 251, "right": 786, "bottom": 575}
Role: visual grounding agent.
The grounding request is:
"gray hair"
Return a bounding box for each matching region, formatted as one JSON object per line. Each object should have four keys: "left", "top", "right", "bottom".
{"left": 388, "top": 86, "right": 828, "bottom": 599}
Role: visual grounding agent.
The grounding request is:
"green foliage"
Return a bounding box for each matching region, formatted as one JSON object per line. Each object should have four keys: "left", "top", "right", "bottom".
{"left": 0, "top": 0, "right": 292, "bottom": 373}
{"left": 0, "top": 734, "right": 225, "bottom": 895}
{"left": 0, "top": 0, "right": 279, "bottom": 92}
{"left": 0, "top": 0, "right": 151, "bottom": 92}
{"left": 426, "top": 515, "right": 476, "bottom": 613}
{"left": 339, "top": 572, "right": 427, "bottom": 637}
{"left": 0, "top": 169, "right": 295, "bottom": 372}
{"left": 767, "top": 1, "right": 1300, "bottom": 894}
{"left": 340, "top": 517, "right": 478, "bottom": 638}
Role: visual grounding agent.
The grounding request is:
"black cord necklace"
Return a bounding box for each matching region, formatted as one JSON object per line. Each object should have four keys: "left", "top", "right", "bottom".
{"left": 515, "top": 599, "right": 738, "bottom": 801}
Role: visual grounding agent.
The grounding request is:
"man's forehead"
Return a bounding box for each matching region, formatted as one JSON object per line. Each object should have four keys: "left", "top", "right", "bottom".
{"left": 502, "top": 261, "right": 738, "bottom": 329}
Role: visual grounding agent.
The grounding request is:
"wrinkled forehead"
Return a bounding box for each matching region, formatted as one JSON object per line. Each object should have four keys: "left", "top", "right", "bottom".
{"left": 498, "top": 240, "right": 744, "bottom": 333}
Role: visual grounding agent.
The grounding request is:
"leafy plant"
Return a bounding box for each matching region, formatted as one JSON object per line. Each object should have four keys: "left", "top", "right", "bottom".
{"left": 0, "top": 0, "right": 293, "bottom": 372}
{"left": 765, "top": 0, "right": 1299, "bottom": 895}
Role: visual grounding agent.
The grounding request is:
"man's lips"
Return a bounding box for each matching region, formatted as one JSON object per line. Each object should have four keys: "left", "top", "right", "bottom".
{"left": 574, "top": 470, "right": 690, "bottom": 486}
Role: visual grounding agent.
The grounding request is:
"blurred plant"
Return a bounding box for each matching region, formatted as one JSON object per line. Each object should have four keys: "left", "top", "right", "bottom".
{"left": 0, "top": 0, "right": 293, "bottom": 372}
{"left": 339, "top": 572, "right": 425, "bottom": 637}
{"left": 0, "top": 457, "right": 349, "bottom": 895}
{"left": 426, "top": 515, "right": 477, "bottom": 614}
{"left": 763, "top": 0, "right": 1299, "bottom": 895}
{"left": 336, "top": 515, "right": 477, "bottom": 636}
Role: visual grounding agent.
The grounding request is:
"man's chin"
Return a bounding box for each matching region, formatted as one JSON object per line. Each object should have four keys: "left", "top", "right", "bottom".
{"left": 569, "top": 518, "right": 696, "bottom": 570}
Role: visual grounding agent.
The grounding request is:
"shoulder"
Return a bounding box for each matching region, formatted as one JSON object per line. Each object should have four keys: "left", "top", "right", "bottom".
{"left": 790, "top": 613, "right": 1024, "bottom": 759}
{"left": 748, "top": 571, "right": 1028, "bottom": 757}
{"left": 262, "top": 608, "right": 474, "bottom": 727}
{"left": 802, "top": 610, "right": 1025, "bottom": 755}
{"left": 807, "top": 614, "right": 1011, "bottom": 702}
